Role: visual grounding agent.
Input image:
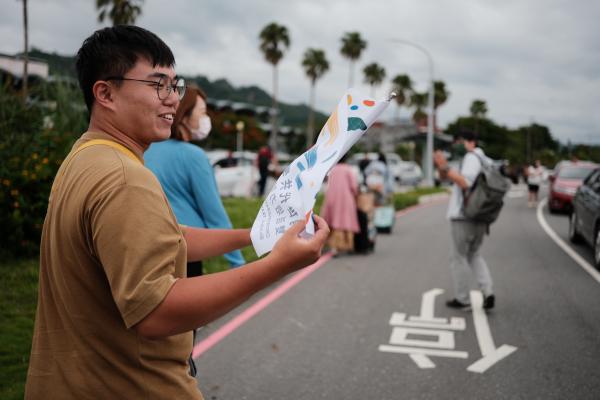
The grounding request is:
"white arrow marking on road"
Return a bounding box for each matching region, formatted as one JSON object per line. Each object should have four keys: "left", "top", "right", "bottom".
{"left": 537, "top": 198, "right": 600, "bottom": 284}
{"left": 467, "top": 291, "right": 517, "bottom": 373}
{"left": 408, "top": 288, "right": 447, "bottom": 323}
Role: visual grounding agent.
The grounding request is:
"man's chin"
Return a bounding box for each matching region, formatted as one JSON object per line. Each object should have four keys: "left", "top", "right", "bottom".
{"left": 154, "top": 129, "right": 172, "bottom": 142}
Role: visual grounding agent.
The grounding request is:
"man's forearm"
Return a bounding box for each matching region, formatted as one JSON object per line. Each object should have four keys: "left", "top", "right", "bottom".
{"left": 134, "top": 254, "right": 287, "bottom": 338}
{"left": 445, "top": 168, "right": 469, "bottom": 190}
{"left": 184, "top": 228, "right": 251, "bottom": 262}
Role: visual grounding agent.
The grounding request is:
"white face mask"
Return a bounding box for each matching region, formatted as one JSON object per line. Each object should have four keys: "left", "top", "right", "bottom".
{"left": 190, "top": 115, "right": 212, "bottom": 141}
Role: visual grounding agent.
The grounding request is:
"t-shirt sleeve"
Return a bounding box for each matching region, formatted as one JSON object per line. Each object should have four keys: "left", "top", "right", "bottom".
{"left": 91, "top": 184, "right": 183, "bottom": 328}
{"left": 461, "top": 153, "right": 481, "bottom": 188}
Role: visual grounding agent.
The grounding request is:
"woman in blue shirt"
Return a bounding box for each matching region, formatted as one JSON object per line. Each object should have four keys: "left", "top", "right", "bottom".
{"left": 145, "top": 85, "right": 245, "bottom": 276}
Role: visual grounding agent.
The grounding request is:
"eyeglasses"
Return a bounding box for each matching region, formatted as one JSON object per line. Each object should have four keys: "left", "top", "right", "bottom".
{"left": 105, "top": 76, "right": 186, "bottom": 100}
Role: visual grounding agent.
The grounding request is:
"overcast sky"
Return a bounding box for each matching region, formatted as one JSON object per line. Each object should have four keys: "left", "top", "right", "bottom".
{"left": 2, "top": 0, "right": 599, "bottom": 144}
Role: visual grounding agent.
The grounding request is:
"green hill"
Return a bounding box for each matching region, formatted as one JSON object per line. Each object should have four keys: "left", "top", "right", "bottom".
{"left": 21, "top": 49, "right": 327, "bottom": 129}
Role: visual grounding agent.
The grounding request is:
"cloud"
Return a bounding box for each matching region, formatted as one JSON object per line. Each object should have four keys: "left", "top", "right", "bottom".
{"left": 1, "top": 0, "right": 598, "bottom": 143}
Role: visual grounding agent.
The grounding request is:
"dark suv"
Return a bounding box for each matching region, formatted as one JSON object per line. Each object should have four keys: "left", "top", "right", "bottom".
{"left": 569, "top": 167, "right": 600, "bottom": 268}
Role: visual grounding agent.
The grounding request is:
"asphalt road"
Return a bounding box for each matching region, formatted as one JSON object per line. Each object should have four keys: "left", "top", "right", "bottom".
{"left": 193, "top": 184, "right": 600, "bottom": 400}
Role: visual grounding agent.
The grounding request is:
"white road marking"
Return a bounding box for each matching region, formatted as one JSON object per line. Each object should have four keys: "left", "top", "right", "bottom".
{"left": 408, "top": 288, "right": 447, "bottom": 324}
{"left": 390, "top": 327, "right": 455, "bottom": 349}
{"left": 467, "top": 344, "right": 518, "bottom": 373}
{"left": 390, "top": 313, "right": 465, "bottom": 330}
{"left": 536, "top": 198, "right": 600, "bottom": 284}
{"left": 409, "top": 354, "right": 436, "bottom": 368}
{"left": 378, "top": 345, "right": 468, "bottom": 359}
{"left": 467, "top": 291, "right": 517, "bottom": 373}
{"left": 470, "top": 291, "right": 495, "bottom": 355}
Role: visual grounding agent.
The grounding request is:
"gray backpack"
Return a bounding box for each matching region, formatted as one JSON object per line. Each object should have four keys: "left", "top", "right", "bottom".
{"left": 463, "top": 152, "right": 510, "bottom": 224}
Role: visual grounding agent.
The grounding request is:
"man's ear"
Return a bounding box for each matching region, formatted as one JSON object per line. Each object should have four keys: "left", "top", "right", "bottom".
{"left": 92, "top": 81, "right": 117, "bottom": 111}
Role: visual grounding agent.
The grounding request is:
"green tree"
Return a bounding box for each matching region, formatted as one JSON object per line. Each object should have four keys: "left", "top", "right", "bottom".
{"left": 410, "top": 91, "right": 428, "bottom": 124}
{"left": 340, "top": 32, "right": 367, "bottom": 88}
{"left": 433, "top": 81, "right": 449, "bottom": 109}
{"left": 363, "top": 62, "right": 386, "bottom": 98}
{"left": 96, "top": 0, "right": 144, "bottom": 25}
{"left": 259, "top": 22, "right": 290, "bottom": 152}
{"left": 391, "top": 74, "right": 413, "bottom": 120}
{"left": 469, "top": 99, "right": 487, "bottom": 135}
{"left": 301, "top": 48, "right": 329, "bottom": 148}
{"left": 433, "top": 80, "right": 449, "bottom": 131}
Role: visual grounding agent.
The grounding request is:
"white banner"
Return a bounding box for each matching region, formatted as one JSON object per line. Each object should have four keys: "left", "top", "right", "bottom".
{"left": 250, "top": 89, "right": 392, "bottom": 256}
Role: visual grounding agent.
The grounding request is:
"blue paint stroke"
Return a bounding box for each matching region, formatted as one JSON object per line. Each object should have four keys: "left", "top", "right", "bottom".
{"left": 350, "top": 105, "right": 358, "bottom": 110}
{"left": 297, "top": 161, "right": 306, "bottom": 171}
{"left": 321, "top": 151, "right": 338, "bottom": 164}
{"left": 304, "top": 147, "right": 318, "bottom": 169}
{"left": 295, "top": 175, "right": 303, "bottom": 190}
{"left": 348, "top": 117, "right": 367, "bottom": 131}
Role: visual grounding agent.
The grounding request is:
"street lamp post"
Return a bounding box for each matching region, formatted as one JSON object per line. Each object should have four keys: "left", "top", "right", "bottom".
{"left": 389, "top": 39, "right": 435, "bottom": 186}
{"left": 236, "top": 121, "right": 245, "bottom": 153}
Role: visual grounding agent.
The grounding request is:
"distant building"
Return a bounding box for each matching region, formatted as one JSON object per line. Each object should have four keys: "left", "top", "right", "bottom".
{"left": 360, "top": 118, "right": 419, "bottom": 153}
{"left": 0, "top": 54, "right": 49, "bottom": 84}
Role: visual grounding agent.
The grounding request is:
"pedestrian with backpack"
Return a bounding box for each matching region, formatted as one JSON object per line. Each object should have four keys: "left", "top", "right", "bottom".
{"left": 434, "top": 132, "right": 500, "bottom": 311}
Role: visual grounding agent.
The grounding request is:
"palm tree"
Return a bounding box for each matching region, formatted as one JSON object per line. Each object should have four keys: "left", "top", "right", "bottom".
{"left": 470, "top": 99, "right": 488, "bottom": 118}
{"left": 391, "top": 74, "right": 413, "bottom": 120}
{"left": 433, "top": 81, "right": 449, "bottom": 110}
{"left": 470, "top": 99, "right": 488, "bottom": 134}
{"left": 21, "top": 0, "right": 28, "bottom": 103}
{"left": 259, "top": 22, "right": 290, "bottom": 151}
{"left": 96, "top": 0, "right": 144, "bottom": 25}
{"left": 363, "top": 63, "right": 386, "bottom": 98}
{"left": 410, "top": 92, "right": 428, "bottom": 125}
{"left": 340, "top": 32, "right": 367, "bottom": 88}
{"left": 301, "top": 48, "right": 329, "bottom": 148}
{"left": 433, "top": 80, "right": 449, "bottom": 132}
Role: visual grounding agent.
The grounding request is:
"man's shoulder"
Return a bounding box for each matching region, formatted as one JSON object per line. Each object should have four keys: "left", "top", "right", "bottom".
{"left": 75, "top": 144, "right": 160, "bottom": 192}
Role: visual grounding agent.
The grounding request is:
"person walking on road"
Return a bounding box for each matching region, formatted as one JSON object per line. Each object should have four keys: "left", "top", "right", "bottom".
{"left": 256, "top": 145, "right": 273, "bottom": 196}
{"left": 526, "top": 159, "right": 544, "bottom": 207}
{"left": 321, "top": 154, "right": 360, "bottom": 255}
{"left": 433, "top": 131, "right": 495, "bottom": 310}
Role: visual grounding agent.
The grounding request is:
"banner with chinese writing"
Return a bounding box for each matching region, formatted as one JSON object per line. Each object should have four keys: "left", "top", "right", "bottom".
{"left": 250, "top": 89, "right": 392, "bottom": 256}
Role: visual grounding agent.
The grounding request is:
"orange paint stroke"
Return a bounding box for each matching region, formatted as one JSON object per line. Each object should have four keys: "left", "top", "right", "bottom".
{"left": 363, "top": 100, "right": 375, "bottom": 107}
{"left": 347, "top": 94, "right": 353, "bottom": 105}
{"left": 305, "top": 211, "right": 312, "bottom": 223}
{"left": 325, "top": 107, "right": 339, "bottom": 146}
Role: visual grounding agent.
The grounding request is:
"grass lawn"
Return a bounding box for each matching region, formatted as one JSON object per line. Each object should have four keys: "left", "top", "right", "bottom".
{"left": 0, "top": 258, "right": 39, "bottom": 399}
{"left": 0, "top": 186, "right": 446, "bottom": 398}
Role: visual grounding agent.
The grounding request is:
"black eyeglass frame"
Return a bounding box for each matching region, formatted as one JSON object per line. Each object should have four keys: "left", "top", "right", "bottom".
{"left": 104, "top": 76, "right": 186, "bottom": 100}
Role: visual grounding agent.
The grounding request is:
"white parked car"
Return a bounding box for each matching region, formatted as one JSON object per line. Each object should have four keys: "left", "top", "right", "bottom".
{"left": 349, "top": 152, "right": 405, "bottom": 183}
{"left": 208, "top": 150, "right": 284, "bottom": 197}
{"left": 397, "top": 161, "right": 423, "bottom": 186}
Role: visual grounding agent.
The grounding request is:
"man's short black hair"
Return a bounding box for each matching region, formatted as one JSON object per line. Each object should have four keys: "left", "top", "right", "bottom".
{"left": 75, "top": 25, "right": 176, "bottom": 113}
{"left": 456, "top": 130, "right": 478, "bottom": 142}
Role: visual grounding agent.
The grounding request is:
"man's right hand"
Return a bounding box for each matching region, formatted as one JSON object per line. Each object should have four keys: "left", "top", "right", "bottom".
{"left": 269, "top": 214, "right": 330, "bottom": 274}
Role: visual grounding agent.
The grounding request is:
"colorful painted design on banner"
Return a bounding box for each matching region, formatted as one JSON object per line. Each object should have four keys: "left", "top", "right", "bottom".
{"left": 250, "top": 88, "right": 392, "bottom": 256}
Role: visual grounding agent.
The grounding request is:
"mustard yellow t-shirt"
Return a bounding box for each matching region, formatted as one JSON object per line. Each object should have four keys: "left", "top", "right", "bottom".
{"left": 25, "top": 132, "right": 203, "bottom": 399}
